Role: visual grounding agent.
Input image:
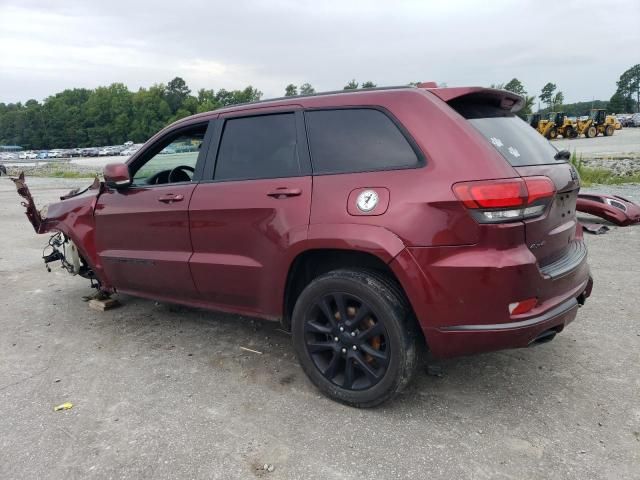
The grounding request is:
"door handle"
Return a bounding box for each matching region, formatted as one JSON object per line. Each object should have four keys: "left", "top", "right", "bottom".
{"left": 267, "top": 187, "right": 302, "bottom": 198}
{"left": 158, "top": 194, "right": 184, "bottom": 203}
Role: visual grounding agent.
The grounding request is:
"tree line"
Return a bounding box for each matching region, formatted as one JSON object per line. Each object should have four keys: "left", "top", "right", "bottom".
{"left": 0, "top": 78, "right": 262, "bottom": 149}
{"left": 1, "top": 66, "right": 638, "bottom": 150}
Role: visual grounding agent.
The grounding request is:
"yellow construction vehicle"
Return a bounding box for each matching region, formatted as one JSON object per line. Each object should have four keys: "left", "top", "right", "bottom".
{"left": 549, "top": 112, "right": 577, "bottom": 138}
{"left": 527, "top": 113, "right": 558, "bottom": 139}
{"left": 576, "top": 109, "right": 616, "bottom": 138}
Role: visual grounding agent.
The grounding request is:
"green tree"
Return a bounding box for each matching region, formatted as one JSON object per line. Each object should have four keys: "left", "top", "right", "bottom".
{"left": 503, "top": 78, "right": 526, "bottom": 96}
{"left": 284, "top": 84, "right": 298, "bottom": 96}
{"left": 344, "top": 79, "right": 359, "bottom": 90}
{"left": 608, "top": 91, "right": 626, "bottom": 113}
{"left": 299, "top": 83, "right": 315, "bottom": 95}
{"left": 361, "top": 81, "right": 376, "bottom": 88}
{"left": 166, "top": 77, "right": 191, "bottom": 114}
{"left": 615, "top": 64, "right": 640, "bottom": 112}
{"left": 551, "top": 91, "right": 564, "bottom": 111}
{"left": 540, "top": 83, "right": 557, "bottom": 110}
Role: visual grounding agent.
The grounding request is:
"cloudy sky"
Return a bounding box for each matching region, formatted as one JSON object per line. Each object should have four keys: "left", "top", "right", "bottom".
{"left": 0, "top": 0, "right": 638, "bottom": 104}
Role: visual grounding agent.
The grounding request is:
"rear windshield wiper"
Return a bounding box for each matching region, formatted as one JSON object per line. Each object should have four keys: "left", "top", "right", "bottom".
{"left": 554, "top": 149, "right": 571, "bottom": 161}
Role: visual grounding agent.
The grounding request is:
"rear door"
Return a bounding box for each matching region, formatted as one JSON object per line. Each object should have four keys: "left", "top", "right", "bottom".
{"left": 188, "top": 109, "right": 312, "bottom": 317}
{"left": 460, "top": 106, "right": 581, "bottom": 266}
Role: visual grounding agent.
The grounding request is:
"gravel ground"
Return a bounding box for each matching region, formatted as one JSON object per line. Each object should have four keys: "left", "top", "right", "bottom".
{"left": 0, "top": 177, "right": 639, "bottom": 480}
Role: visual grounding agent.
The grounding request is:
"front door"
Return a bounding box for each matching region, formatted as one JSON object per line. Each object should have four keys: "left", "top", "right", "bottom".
{"left": 189, "top": 110, "right": 312, "bottom": 317}
{"left": 95, "top": 121, "right": 213, "bottom": 301}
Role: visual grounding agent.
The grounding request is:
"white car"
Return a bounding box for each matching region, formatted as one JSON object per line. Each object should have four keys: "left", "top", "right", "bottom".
{"left": 19, "top": 151, "right": 37, "bottom": 160}
{"left": 120, "top": 146, "right": 140, "bottom": 156}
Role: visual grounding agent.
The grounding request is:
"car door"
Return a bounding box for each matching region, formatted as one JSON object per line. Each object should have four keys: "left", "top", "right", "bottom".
{"left": 94, "top": 120, "right": 215, "bottom": 301}
{"left": 189, "top": 109, "right": 312, "bottom": 317}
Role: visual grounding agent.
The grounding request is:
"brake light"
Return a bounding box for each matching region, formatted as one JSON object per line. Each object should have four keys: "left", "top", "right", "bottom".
{"left": 453, "top": 176, "right": 555, "bottom": 223}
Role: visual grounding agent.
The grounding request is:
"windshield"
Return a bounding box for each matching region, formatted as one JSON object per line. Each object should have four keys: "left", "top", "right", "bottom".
{"left": 452, "top": 102, "right": 560, "bottom": 167}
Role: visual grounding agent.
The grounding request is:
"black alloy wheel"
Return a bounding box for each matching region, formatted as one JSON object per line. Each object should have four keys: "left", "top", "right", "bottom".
{"left": 303, "top": 292, "right": 389, "bottom": 390}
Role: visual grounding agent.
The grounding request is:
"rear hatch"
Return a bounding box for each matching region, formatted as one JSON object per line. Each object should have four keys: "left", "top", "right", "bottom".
{"left": 449, "top": 97, "right": 581, "bottom": 270}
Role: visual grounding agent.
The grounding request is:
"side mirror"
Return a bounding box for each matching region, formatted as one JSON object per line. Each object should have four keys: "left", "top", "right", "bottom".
{"left": 103, "top": 163, "right": 131, "bottom": 189}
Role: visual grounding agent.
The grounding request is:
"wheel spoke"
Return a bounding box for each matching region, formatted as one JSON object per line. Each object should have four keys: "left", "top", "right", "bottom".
{"left": 343, "top": 358, "right": 355, "bottom": 389}
{"left": 333, "top": 293, "right": 348, "bottom": 323}
{"left": 305, "top": 320, "right": 332, "bottom": 335}
{"left": 317, "top": 297, "right": 337, "bottom": 327}
{"left": 357, "top": 322, "right": 384, "bottom": 342}
{"left": 360, "top": 344, "right": 389, "bottom": 366}
{"left": 324, "top": 351, "right": 340, "bottom": 380}
{"left": 345, "top": 304, "right": 371, "bottom": 329}
{"left": 353, "top": 352, "right": 381, "bottom": 382}
{"left": 307, "top": 341, "right": 336, "bottom": 353}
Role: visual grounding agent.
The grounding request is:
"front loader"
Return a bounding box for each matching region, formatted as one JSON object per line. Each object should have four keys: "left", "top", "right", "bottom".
{"left": 576, "top": 109, "right": 615, "bottom": 138}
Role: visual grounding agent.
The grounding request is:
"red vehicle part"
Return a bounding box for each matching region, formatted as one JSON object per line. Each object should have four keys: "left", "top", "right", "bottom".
{"left": 576, "top": 193, "right": 640, "bottom": 226}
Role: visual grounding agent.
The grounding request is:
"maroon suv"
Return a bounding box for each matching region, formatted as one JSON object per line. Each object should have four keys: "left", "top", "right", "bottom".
{"left": 14, "top": 85, "right": 592, "bottom": 407}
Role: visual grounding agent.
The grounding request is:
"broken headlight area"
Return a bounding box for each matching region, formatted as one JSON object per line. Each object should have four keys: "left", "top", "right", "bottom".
{"left": 43, "top": 232, "right": 97, "bottom": 283}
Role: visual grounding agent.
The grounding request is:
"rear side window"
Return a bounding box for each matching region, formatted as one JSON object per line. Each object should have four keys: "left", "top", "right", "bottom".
{"left": 305, "top": 109, "right": 420, "bottom": 174}
{"left": 451, "top": 102, "right": 560, "bottom": 167}
{"left": 215, "top": 113, "right": 300, "bottom": 181}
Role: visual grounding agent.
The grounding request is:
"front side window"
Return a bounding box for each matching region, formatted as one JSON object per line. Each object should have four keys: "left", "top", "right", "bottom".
{"left": 131, "top": 125, "right": 207, "bottom": 186}
{"left": 214, "top": 113, "right": 300, "bottom": 181}
{"left": 305, "top": 109, "right": 420, "bottom": 174}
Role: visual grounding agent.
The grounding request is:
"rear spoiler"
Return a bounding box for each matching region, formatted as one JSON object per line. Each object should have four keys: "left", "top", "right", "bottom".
{"left": 423, "top": 86, "right": 525, "bottom": 113}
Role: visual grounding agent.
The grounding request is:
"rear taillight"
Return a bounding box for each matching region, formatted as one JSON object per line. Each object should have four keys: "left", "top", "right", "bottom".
{"left": 453, "top": 176, "right": 555, "bottom": 223}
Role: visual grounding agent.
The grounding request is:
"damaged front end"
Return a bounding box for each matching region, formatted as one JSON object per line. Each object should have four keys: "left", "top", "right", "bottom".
{"left": 12, "top": 172, "right": 111, "bottom": 292}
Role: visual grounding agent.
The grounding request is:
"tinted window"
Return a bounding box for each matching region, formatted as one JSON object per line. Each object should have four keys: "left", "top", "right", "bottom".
{"left": 215, "top": 113, "right": 300, "bottom": 181}
{"left": 305, "top": 109, "right": 420, "bottom": 174}
{"left": 452, "top": 102, "right": 560, "bottom": 167}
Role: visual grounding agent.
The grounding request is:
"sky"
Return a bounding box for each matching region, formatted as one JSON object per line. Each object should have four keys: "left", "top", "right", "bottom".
{"left": 0, "top": 0, "right": 638, "bottom": 105}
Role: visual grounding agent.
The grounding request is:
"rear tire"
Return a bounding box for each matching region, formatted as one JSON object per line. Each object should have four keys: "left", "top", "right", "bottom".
{"left": 291, "top": 269, "right": 419, "bottom": 408}
{"left": 604, "top": 125, "right": 614, "bottom": 136}
{"left": 565, "top": 126, "right": 576, "bottom": 138}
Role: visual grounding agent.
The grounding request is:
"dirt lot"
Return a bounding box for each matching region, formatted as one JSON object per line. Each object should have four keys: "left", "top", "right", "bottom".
{"left": 0, "top": 177, "right": 639, "bottom": 480}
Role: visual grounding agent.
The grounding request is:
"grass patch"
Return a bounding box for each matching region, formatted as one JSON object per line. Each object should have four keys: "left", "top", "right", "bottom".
{"left": 570, "top": 151, "right": 640, "bottom": 186}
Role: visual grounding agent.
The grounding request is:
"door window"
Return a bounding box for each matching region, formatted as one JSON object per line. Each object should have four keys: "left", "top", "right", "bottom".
{"left": 214, "top": 113, "right": 300, "bottom": 181}
{"left": 131, "top": 125, "right": 207, "bottom": 186}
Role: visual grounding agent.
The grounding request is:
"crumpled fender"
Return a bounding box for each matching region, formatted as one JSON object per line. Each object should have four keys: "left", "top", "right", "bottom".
{"left": 12, "top": 173, "right": 111, "bottom": 290}
{"left": 576, "top": 193, "right": 640, "bottom": 226}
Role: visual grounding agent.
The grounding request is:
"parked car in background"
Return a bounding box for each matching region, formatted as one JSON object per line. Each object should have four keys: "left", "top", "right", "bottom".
{"left": 120, "top": 145, "right": 141, "bottom": 156}
{"left": 632, "top": 113, "right": 640, "bottom": 127}
{"left": 19, "top": 151, "right": 38, "bottom": 160}
{"left": 81, "top": 148, "right": 99, "bottom": 157}
{"left": 616, "top": 114, "right": 634, "bottom": 128}
{"left": 13, "top": 86, "right": 593, "bottom": 407}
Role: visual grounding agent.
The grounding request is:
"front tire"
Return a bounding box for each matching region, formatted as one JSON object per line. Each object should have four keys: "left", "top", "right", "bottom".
{"left": 586, "top": 126, "right": 597, "bottom": 138}
{"left": 292, "top": 269, "right": 419, "bottom": 408}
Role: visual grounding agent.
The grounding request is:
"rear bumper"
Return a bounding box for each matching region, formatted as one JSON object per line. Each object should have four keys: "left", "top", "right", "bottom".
{"left": 389, "top": 242, "right": 592, "bottom": 358}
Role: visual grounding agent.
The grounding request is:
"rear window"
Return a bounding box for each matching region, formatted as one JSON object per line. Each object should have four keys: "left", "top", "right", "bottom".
{"left": 305, "top": 109, "right": 420, "bottom": 174}
{"left": 452, "top": 102, "right": 561, "bottom": 167}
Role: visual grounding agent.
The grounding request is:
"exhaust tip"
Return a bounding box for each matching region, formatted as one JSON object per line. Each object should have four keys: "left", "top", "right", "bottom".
{"left": 529, "top": 328, "right": 558, "bottom": 346}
